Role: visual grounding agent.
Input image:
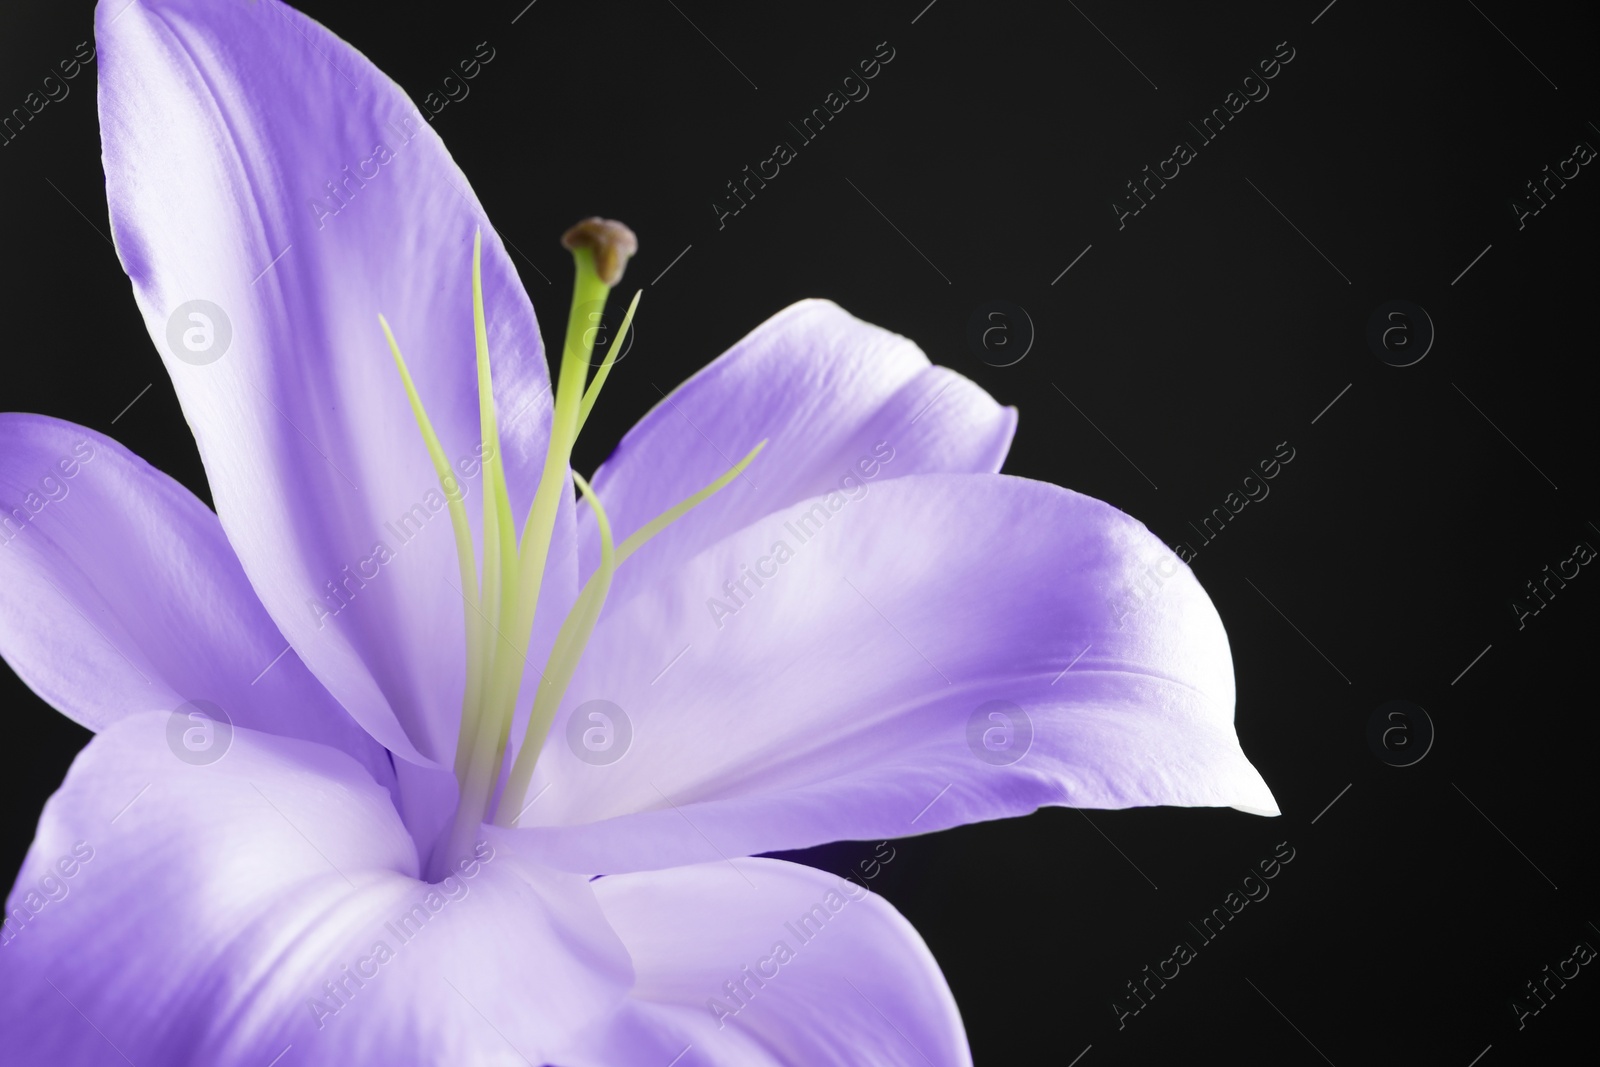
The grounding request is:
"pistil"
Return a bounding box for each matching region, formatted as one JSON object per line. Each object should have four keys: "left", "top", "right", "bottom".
{"left": 382, "top": 220, "right": 762, "bottom": 878}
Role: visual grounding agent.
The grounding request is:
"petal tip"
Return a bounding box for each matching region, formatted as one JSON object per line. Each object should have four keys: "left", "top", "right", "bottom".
{"left": 1234, "top": 803, "right": 1282, "bottom": 817}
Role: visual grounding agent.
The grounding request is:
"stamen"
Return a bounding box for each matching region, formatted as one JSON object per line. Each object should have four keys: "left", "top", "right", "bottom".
{"left": 472, "top": 230, "right": 519, "bottom": 633}
{"left": 577, "top": 289, "right": 640, "bottom": 434}
{"left": 497, "top": 441, "right": 767, "bottom": 823}
{"left": 385, "top": 218, "right": 767, "bottom": 866}
{"left": 616, "top": 439, "right": 766, "bottom": 565}
{"left": 378, "top": 315, "right": 485, "bottom": 785}
{"left": 497, "top": 471, "right": 617, "bottom": 820}
{"left": 437, "top": 232, "right": 523, "bottom": 877}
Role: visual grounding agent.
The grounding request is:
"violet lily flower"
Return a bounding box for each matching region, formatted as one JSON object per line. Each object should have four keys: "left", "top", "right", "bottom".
{"left": 0, "top": 1, "right": 1277, "bottom": 1063}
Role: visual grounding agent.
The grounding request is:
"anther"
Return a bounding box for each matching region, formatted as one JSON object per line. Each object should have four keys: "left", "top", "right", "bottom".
{"left": 560, "top": 217, "right": 638, "bottom": 286}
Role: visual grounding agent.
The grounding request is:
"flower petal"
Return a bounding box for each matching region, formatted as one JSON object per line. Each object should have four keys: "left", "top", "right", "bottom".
{"left": 582, "top": 299, "right": 1016, "bottom": 612}
{"left": 0, "top": 414, "right": 388, "bottom": 785}
{"left": 518, "top": 473, "right": 1277, "bottom": 873}
{"left": 554, "top": 858, "right": 969, "bottom": 1067}
{"left": 96, "top": 0, "right": 572, "bottom": 765}
{"left": 0, "top": 713, "right": 631, "bottom": 1065}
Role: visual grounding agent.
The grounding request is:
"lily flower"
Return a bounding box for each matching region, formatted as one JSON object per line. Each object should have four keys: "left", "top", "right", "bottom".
{"left": 0, "top": 0, "right": 1276, "bottom": 1063}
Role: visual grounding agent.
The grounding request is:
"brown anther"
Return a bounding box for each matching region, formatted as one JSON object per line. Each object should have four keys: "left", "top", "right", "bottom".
{"left": 560, "top": 218, "right": 638, "bottom": 286}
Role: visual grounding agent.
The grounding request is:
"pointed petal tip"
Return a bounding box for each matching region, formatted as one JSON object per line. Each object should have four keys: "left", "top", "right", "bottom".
{"left": 1234, "top": 801, "right": 1282, "bottom": 818}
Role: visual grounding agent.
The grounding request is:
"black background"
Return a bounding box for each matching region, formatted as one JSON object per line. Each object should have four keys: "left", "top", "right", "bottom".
{"left": 2, "top": 1, "right": 1596, "bottom": 1064}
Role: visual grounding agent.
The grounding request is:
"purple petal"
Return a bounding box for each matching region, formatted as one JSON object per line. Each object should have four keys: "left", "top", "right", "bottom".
{"left": 582, "top": 299, "right": 1015, "bottom": 612}
{"left": 96, "top": 0, "right": 573, "bottom": 766}
{"left": 0, "top": 713, "right": 631, "bottom": 1065}
{"left": 0, "top": 414, "right": 389, "bottom": 787}
{"left": 554, "top": 858, "right": 970, "bottom": 1066}
{"left": 518, "top": 473, "right": 1277, "bottom": 873}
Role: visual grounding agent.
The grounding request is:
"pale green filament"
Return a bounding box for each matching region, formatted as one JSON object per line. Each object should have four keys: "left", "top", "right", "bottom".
{"left": 498, "top": 438, "right": 766, "bottom": 823}
{"left": 616, "top": 439, "right": 765, "bottom": 566}
{"left": 384, "top": 229, "right": 761, "bottom": 876}
{"left": 578, "top": 289, "right": 639, "bottom": 434}
{"left": 378, "top": 315, "right": 485, "bottom": 787}
{"left": 497, "top": 469, "right": 618, "bottom": 822}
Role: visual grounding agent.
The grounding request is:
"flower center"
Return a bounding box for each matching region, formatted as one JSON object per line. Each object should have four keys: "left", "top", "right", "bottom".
{"left": 380, "top": 221, "right": 763, "bottom": 878}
